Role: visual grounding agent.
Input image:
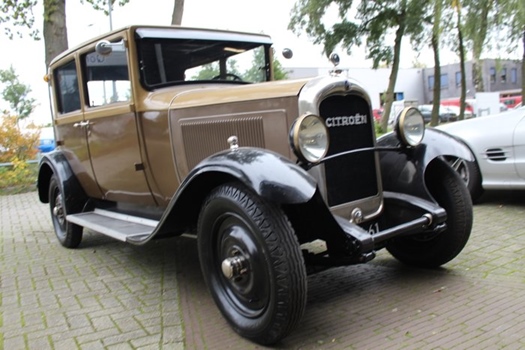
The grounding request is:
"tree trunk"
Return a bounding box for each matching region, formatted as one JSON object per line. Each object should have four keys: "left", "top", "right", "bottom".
{"left": 430, "top": 0, "right": 442, "bottom": 127}
{"left": 472, "top": 58, "right": 484, "bottom": 92}
{"left": 171, "top": 0, "right": 185, "bottom": 25}
{"left": 43, "top": 0, "right": 68, "bottom": 68}
{"left": 380, "top": 19, "right": 406, "bottom": 132}
{"left": 457, "top": 8, "right": 467, "bottom": 120}
{"left": 470, "top": 0, "right": 493, "bottom": 93}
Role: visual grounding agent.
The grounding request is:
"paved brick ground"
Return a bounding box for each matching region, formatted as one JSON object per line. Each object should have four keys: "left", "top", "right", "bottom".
{"left": 1, "top": 190, "right": 525, "bottom": 349}
{"left": 0, "top": 192, "right": 184, "bottom": 349}
{"left": 175, "top": 190, "right": 525, "bottom": 349}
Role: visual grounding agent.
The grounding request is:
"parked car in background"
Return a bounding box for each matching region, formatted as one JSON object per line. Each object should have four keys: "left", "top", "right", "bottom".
{"left": 418, "top": 104, "right": 433, "bottom": 123}
{"left": 437, "top": 105, "right": 525, "bottom": 202}
{"left": 441, "top": 97, "right": 476, "bottom": 117}
{"left": 500, "top": 95, "right": 522, "bottom": 109}
{"left": 372, "top": 107, "right": 383, "bottom": 122}
{"left": 37, "top": 25, "right": 474, "bottom": 345}
{"left": 418, "top": 104, "right": 464, "bottom": 123}
{"left": 37, "top": 127, "right": 56, "bottom": 153}
{"left": 441, "top": 105, "right": 473, "bottom": 120}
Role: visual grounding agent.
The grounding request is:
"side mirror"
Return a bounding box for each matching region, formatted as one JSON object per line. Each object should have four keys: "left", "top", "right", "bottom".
{"left": 95, "top": 40, "right": 125, "bottom": 56}
{"left": 282, "top": 48, "right": 293, "bottom": 59}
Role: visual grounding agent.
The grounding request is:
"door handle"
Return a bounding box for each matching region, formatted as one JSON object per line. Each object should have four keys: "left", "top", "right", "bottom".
{"left": 73, "top": 120, "right": 93, "bottom": 128}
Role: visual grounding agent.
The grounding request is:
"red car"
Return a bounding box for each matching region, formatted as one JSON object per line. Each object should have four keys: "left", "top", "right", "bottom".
{"left": 373, "top": 108, "right": 383, "bottom": 121}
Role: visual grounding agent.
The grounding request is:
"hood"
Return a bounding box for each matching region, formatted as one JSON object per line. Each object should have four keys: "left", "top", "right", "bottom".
{"left": 141, "top": 79, "right": 309, "bottom": 111}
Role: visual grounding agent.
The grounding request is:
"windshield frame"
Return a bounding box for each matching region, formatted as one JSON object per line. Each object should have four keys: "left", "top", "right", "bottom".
{"left": 134, "top": 27, "right": 274, "bottom": 90}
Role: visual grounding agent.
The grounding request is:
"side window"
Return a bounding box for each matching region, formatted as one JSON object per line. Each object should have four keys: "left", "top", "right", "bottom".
{"left": 54, "top": 60, "right": 81, "bottom": 114}
{"left": 83, "top": 44, "right": 131, "bottom": 107}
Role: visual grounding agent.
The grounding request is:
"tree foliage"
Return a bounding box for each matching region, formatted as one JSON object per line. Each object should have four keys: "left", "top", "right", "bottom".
{"left": 290, "top": 0, "right": 430, "bottom": 132}
{"left": 243, "top": 48, "right": 288, "bottom": 81}
{"left": 0, "top": 66, "right": 36, "bottom": 121}
{"left": 0, "top": 0, "right": 39, "bottom": 39}
{"left": 82, "top": 0, "right": 130, "bottom": 13}
{"left": 0, "top": 115, "right": 40, "bottom": 163}
{"left": 500, "top": 0, "right": 525, "bottom": 102}
{"left": 462, "top": 0, "right": 497, "bottom": 92}
{"left": 1, "top": 0, "right": 131, "bottom": 66}
{"left": 191, "top": 51, "right": 288, "bottom": 82}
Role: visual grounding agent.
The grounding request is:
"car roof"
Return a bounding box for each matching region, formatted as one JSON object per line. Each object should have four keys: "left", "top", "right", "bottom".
{"left": 50, "top": 25, "right": 273, "bottom": 67}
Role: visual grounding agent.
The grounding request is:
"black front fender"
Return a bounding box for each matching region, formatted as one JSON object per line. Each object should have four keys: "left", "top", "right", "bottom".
{"left": 153, "top": 147, "right": 318, "bottom": 238}
{"left": 377, "top": 128, "right": 473, "bottom": 201}
{"left": 181, "top": 147, "right": 317, "bottom": 204}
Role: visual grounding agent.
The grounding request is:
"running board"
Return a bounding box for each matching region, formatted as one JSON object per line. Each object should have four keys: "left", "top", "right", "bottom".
{"left": 67, "top": 209, "right": 159, "bottom": 242}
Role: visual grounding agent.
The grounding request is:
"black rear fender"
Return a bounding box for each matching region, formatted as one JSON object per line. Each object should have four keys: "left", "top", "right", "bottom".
{"left": 37, "top": 151, "right": 87, "bottom": 214}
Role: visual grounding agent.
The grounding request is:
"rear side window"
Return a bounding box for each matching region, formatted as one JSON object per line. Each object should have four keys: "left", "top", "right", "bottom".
{"left": 54, "top": 60, "right": 81, "bottom": 114}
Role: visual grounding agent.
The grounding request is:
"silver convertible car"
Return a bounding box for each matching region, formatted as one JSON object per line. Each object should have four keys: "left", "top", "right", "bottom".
{"left": 437, "top": 105, "right": 525, "bottom": 202}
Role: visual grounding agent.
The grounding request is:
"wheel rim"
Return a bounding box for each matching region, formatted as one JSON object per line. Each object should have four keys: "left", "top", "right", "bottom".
{"left": 447, "top": 157, "right": 469, "bottom": 186}
{"left": 52, "top": 189, "right": 66, "bottom": 230}
{"left": 213, "top": 212, "right": 270, "bottom": 318}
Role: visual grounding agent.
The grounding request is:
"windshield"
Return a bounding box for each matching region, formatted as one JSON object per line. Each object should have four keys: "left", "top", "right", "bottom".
{"left": 135, "top": 36, "right": 272, "bottom": 89}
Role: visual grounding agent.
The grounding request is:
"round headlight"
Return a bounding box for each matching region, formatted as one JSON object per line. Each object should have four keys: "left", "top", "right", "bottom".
{"left": 395, "top": 107, "right": 425, "bottom": 146}
{"left": 290, "top": 114, "right": 329, "bottom": 163}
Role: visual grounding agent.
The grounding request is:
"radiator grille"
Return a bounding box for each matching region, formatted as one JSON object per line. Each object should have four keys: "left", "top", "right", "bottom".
{"left": 320, "top": 95, "right": 378, "bottom": 207}
{"left": 181, "top": 116, "right": 265, "bottom": 169}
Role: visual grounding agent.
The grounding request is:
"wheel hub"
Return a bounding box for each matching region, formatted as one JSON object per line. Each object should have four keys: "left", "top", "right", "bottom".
{"left": 53, "top": 193, "right": 65, "bottom": 226}
{"left": 221, "top": 254, "right": 248, "bottom": 280}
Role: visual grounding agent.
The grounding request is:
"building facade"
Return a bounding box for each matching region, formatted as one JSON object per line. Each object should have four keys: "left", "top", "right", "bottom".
{"left": 285, "top": 59, "right": 522, "bottom": 108}
{"left": 285, "top": 66, "right": 425, "bottom": 110}
{"left": 421, "top": 59, "right": 522, "bottom": 103}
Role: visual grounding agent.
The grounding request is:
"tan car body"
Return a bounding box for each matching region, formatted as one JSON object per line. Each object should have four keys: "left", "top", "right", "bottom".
{"left": 48, "top": 26, "right": 309, "bottom": 207}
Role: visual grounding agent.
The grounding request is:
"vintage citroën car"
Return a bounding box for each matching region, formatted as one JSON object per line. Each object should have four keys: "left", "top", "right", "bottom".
{"left": 38, "top": 25, "right": 473, "bottom": 344}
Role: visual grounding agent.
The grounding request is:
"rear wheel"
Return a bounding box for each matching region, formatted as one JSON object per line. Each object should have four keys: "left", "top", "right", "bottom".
{"left": 49, "top": 175, "right": 83, "bottom": 248}
{"left": 197, "top": 183, "right": 307, "bottom": 345}
{"left": 387, "top": 159, "right": 472, "bottom": 267}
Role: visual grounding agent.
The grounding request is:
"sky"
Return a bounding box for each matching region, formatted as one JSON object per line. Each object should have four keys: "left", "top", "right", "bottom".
{"left": 0, "top": 0, "right": 467, "bottom": 125}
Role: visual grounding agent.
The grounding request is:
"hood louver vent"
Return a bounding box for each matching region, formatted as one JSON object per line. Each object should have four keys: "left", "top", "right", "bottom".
{"left": 181, "top": 116, "right": 265, "bottom": 169}
{"left": 484, "top": 148, "right": 507, "bottom": 161}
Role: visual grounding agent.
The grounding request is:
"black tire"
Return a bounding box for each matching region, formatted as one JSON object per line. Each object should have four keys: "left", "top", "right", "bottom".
{"left": 197, "top": 183, "right": 307, "bottom": 345}
{"left": 49, "top": 174, "right": 83, "bottom": 248}
{"left": 445, "top": 156, "right": 484, "bottom": 203}
{"left": 387, "top": 159, "right": 473, "bottom": 268}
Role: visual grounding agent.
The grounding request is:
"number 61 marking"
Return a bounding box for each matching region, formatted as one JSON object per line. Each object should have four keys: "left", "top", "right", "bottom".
{"left": 368, "top": 222, "right": 379, "bottom": 235}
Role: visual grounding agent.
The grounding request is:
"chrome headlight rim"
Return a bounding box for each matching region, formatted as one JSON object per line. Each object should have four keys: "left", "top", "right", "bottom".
{"left": 290, "top": 114, "right": 329, "bottom": 164}
{"left": 395, "top": 107, "right": 425, "bottom": 147}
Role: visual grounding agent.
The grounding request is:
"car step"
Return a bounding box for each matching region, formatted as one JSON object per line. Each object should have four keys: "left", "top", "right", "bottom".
{"left": 67, "top": 209, "right": 159, "bottom": 242}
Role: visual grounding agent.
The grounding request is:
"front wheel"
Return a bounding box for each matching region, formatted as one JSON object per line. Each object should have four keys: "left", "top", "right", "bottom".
{"left": 444, "top": 156, "right": 483, "bottom": 203}
{"left": 387, "top": 159, "right": 473, "bottom": 268}
{"left": 197, "top": 183, "right": 307, "bottom": 345}
{"left": 49, "top": 174, "right": 83, "bottom": 248}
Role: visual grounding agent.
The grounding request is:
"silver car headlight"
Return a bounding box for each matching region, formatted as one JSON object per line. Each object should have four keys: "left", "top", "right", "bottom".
{"left": 290, "top": 114, "right": 329, "bottom": 163}
{"left": 395, "top": 107, "right": 425, "bottom": 147}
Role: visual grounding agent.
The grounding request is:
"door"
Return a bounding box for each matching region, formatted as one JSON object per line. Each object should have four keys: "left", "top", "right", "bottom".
{"left": 80, "top": 42, "right": 156, "bottom": 205}
{"left": 52, "top": 58, "right": 103, "bottom": 199}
